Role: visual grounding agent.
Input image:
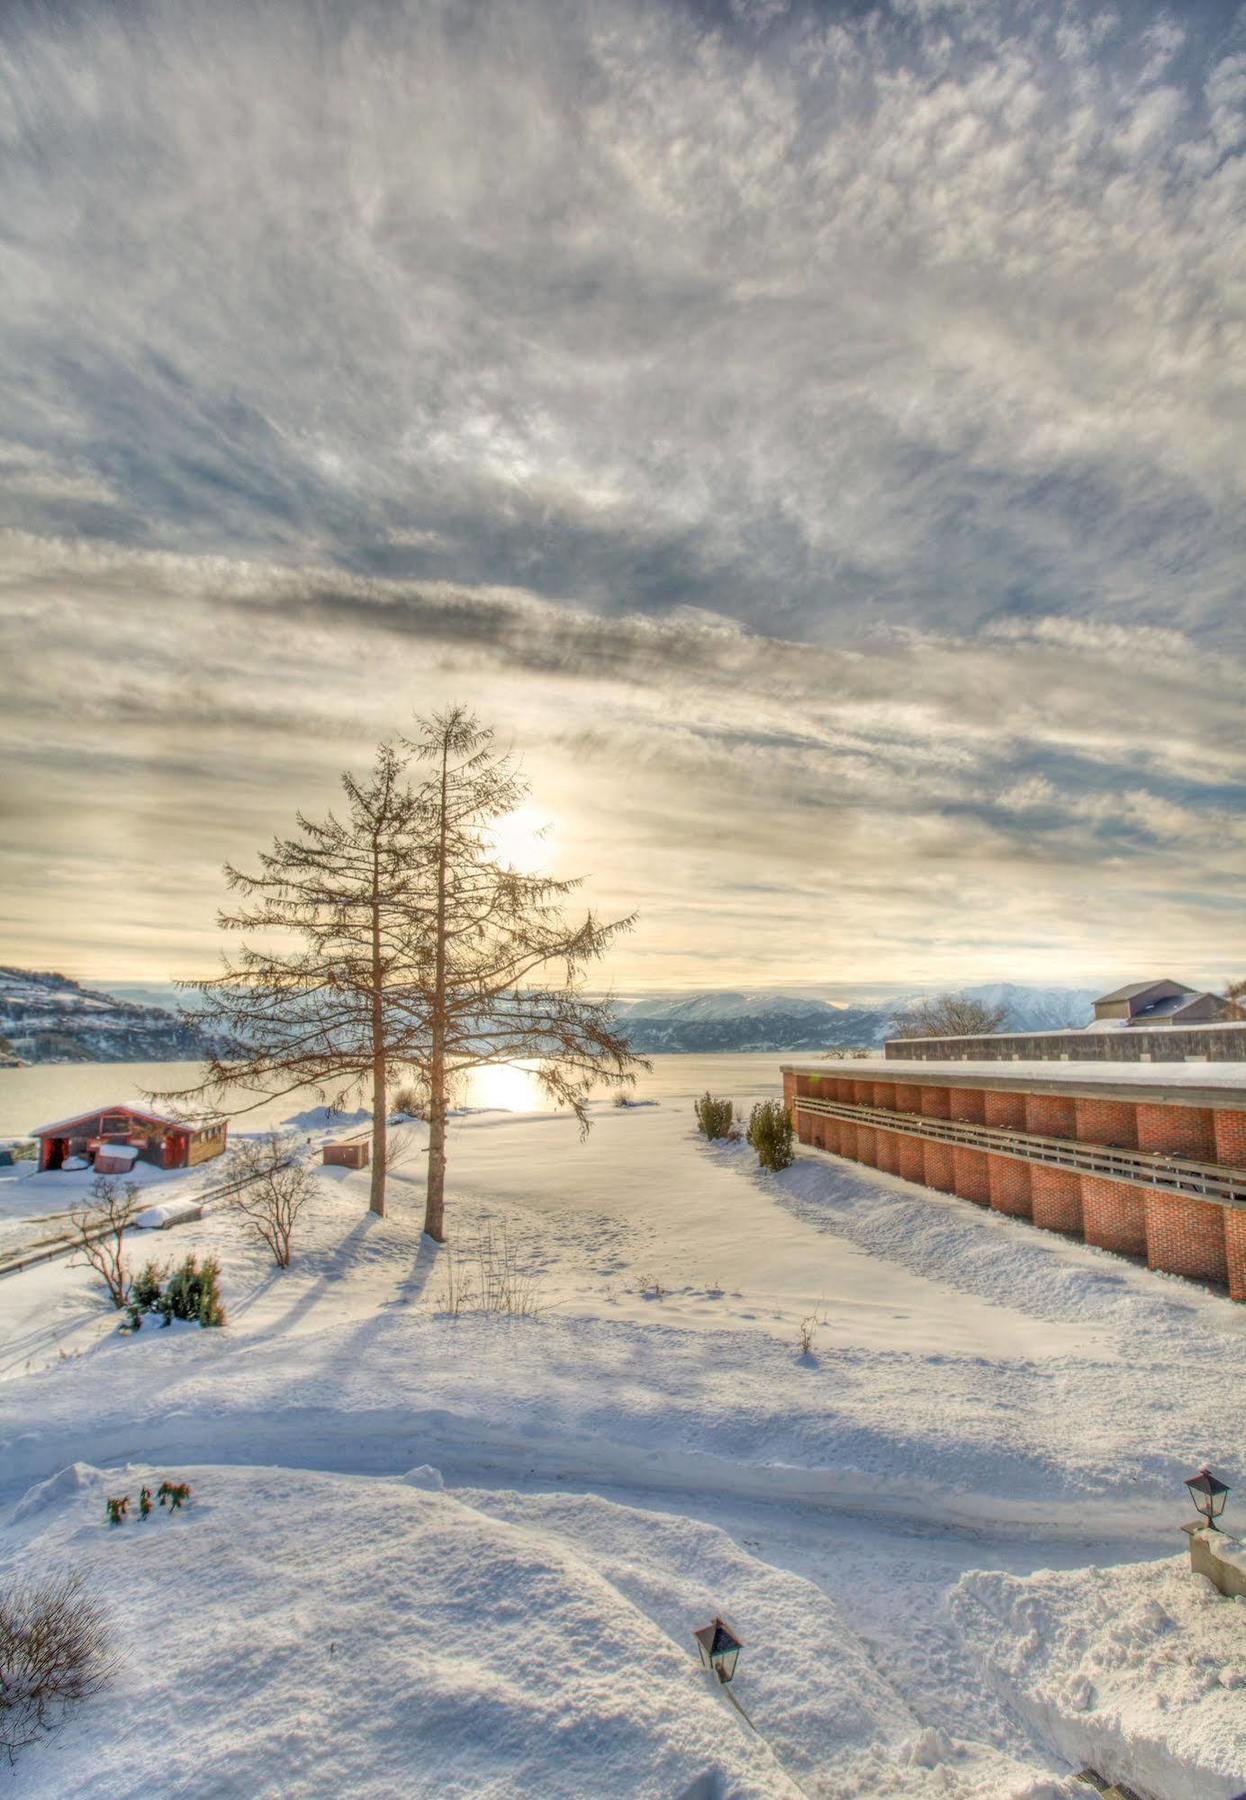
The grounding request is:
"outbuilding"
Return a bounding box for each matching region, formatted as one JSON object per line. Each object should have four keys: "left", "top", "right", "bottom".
{"left": 30, "top": 1104, "right": 227, "bottom": 1174}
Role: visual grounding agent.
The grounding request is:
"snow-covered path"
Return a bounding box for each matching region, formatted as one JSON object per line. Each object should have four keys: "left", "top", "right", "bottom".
{"left": 2, "top": 1098, "right": 1243, "bottom": 1795}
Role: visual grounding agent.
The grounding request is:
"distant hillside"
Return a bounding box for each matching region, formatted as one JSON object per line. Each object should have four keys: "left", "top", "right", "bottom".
{"left": 613, "top": 984, "right": 1098, "bottom": 1054}
{"left": 0, "top": 967, "right": 224, "bottom": 1065}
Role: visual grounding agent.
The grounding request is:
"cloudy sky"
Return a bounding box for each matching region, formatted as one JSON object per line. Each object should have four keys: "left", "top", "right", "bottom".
{"left": 1, "top": 0, "right": 1244, "bottom": 996}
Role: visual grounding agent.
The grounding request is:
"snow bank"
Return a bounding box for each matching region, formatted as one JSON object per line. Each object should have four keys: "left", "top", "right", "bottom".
{"left": 948, "top": 1555, "right": 1246, "bottom": 1800}
{"left": 1, "top": 1464, "right": 800, "bottom": 1798}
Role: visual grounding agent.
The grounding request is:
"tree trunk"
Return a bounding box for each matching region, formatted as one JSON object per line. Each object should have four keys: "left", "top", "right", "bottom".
{"left": 423, "top": 736, "right": 450, "bottom": 1241}
{"left": 368, "top": 854, "right": 387, "bottom": 1218}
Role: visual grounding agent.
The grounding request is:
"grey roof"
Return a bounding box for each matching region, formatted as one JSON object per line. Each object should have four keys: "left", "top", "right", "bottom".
{"left": 1095, "top": 978, "right": 1195, "bottom": 1004}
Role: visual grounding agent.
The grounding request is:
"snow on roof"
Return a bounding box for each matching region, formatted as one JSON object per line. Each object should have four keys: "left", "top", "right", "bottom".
{"left": 1095, "top": 977, "right": 1193, "bottom": 1004}
{"left": 781, "top": 1057, "right": 1246, "bottom": 1098}
{"left": 29, "top": 1102, "right": 219, "bottom": 1136}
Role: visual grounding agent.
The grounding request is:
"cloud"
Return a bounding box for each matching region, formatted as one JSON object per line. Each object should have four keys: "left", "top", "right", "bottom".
{"left": 0, "top": 0, "right": 1243, "bottom": 983}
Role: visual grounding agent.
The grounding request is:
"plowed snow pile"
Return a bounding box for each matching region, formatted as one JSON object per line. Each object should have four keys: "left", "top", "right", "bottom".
{"left": 949, "top": 1555, "right": 1246, "bottom": 1800}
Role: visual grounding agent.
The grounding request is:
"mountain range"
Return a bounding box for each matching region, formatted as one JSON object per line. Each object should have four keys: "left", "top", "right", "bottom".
{"left": 611, "top": 982, "right": 1097, "bottom": 1054}
{"left": 0, "top": 968, "right": 1098, "bottom": 1064}
{"left": 0, "top": 967, "right": 222, "bottom": 1065}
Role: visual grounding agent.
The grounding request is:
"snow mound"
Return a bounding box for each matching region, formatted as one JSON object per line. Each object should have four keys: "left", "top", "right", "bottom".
{"left": 281, "top": 1105, "right": 370, "bottom": 1131}
{"left": 11, "top": 1460, "right": 102, "bottom": 1522}
{"left": 402, "top": 1464, "right": 444, "bottom": 1490}
{"left": 948, "top": 1554, "right": 1246, "bottom": 1800}
{"left": 1, "top": 1465, "right": 800, "bottom": 1798}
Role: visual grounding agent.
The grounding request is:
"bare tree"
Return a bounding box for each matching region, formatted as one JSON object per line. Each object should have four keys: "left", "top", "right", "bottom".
{"left": 70, "top": 1175, "right": 140, "bottom": 1308}
{"left": 1224, "top": 978, "right": 1246, "bottom": 1021}
{"left": 223, "top": 1133, "right": 313, "bottom": 1268}
{"left": 0, "top": 1571, "right": 115, "bottom": 1764}
{"left": 405, "top": 707, "right": 646, "bottom": 1241}
{"left": 157, "top": 742, "right": 428, "bottom": 1218}
{"left": 890, "top": 993, "right": 1009, "bottom": 1039}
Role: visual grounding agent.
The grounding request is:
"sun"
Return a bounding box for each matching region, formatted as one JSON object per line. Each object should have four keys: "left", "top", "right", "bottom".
{"left": 488, "top": 804, "right": 551, "bottom": 874}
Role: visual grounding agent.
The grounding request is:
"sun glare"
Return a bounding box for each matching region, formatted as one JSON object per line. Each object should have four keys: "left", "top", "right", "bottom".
{"left": 489, "top": 805, "right": 550, "bottom": 874}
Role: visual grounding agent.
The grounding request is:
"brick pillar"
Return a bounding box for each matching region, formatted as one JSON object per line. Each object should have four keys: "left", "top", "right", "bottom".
{"left": 1074, "top": 1097, "right": 1138, "bottom": 1148}
{"left": 1030, "top": 1167, "right": 1083, "bottom": 1234}
{"left": 949, "top": 1087, "right": 985, "bottom": 1124}
{"left": 1136, "top": 1104, "right": 1215, "bottom": 1162}
{"left": 1025, "top": 1092, "right": 1076, "bottom": 1138}
{"left": 984, "top": 1089, "right": 1026, "bottom": 1130}
{"left": 809, "top": 1116, "right": 826, "bottom": 1151}
{"left": 873, "top": 1082, "right": 896, "bottom": 1112}
{"left": 839, "top": 1122, "right": 858, "bottom": 1162}
{"left": 920, "top": 1086, "right": 951, "bottom": 1120}
{"left": 796, "top": 1107, "right": 814, "bottom": 1145}
{"left": 894, "top": 1083, "right": 922, "bottom": 1115}
{"left": 1145, "top": 1193, "right": 1229, "bottom": 1285}
{"left": 1214, "top": 1110, "right": 1246, "bottom": 1168}
{"left": 875, "top": 1129, "right": 899, "bottom": 1174}
{"left": 898, "top": 1135, "right": 925, "bottom": 1182}
{"left": 823, "top": 1117, "right": 841, "bottom": 1155}
{"left": 923, "top": 1141, "right": 955, "bottom": 1192}
{"left": 1225, "top": 1212, "right": 1246, "bottom": 1303}
{"left": 783, "top": 1071, "right": 797, "bottom": 1112}
{"left": 856, "top": 1125, "right": 877, "bottom": 1167}
{"left": 952, "top": 1146, "right": 991, "bottom": 1205}
{"left": 988, "top": 1154, "right": 1032, "bottom": 1218}
{"left": 1082, "top": 1177, "right": 1147, "bottom": 1255}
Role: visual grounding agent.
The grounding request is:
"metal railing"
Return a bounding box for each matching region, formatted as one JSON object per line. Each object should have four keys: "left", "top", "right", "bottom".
{"left": 793, "top": 1097, "right": 1246, "bottom": 1209}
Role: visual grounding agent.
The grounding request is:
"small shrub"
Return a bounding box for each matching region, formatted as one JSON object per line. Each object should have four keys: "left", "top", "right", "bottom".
{"left": 435, "top": 1224, "right": 545, "bottom": 1318}
{"left": 225, "top": 1133, "right": 312, "bottom": 1267}
{"left": 798, "top": 1316, "right": 817, "bottom": 1356}
{"left": 0, "top": 1570, "right": 114, "bottom": 1764}
{"left": 694, "top": 1093, "right": 734, "bottom": 1140}
{"left": 612, "top": 1092, "right": 633, "bottom": 1108}
{"left": 156, "top": 1253, "right": 226, "bottom": 1328}
{"left": 748, "top": 1100, "right": 794, "bottom": 1172}
{"left": 390, "top": 1080, "right": 429, "bottom": 1120}
{"left": 131, "top": 1259, "right": 166, "bottom": 1312}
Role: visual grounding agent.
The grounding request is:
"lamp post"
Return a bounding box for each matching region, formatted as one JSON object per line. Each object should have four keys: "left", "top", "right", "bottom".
{"left": 693, "top": 1616, "right": 743, "bottom": 1685}
{"left": 1185, "top": 1466, "right": 1230, "bottom": 1531}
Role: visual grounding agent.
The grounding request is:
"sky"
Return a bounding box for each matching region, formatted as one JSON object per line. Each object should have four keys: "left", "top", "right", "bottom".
{"left": 1, "top": 0, "right": 1244, "bottom": 996}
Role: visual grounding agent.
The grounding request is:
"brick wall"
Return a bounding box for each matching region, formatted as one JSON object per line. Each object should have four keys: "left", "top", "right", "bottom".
{"left": 873, "top": 1082, "right": 896, "bottom": 1111}
{"left": 1073, "top": 1097, "right": 1138, "bottom": 1148}
{"left": 920, "top": 1086, "right": 951, "bottom": 1119}
{"left": 894, "top": 1083, "right": 922, "bottom": 1115}
{"left": 1214, "top": 1110, "right": 1246, "bottom": 1168}
{"left": 988, "top": 1153, "right": 1032, "bottom": 1217}
{"left": 1030, "top": 1167, "right": 1083, "bottom": 1234}
{"left": 852, "top": 1079, "right": 873, "bottom": 1105}
{"left": 1226, "top": 1212, "right": 1246, "bottom": 1303}
{"left": 875, "top": 1128, "right": 899, "bottom": 1174}
{"left": 984, "top": 1089, "right": 1027, "bottom": 1130}
{"left": 949, "top": 1087, "right": 985, "bottom": 1123}
{"left": 838, "top": 1122, "right": 858, "bottom": 1162}
{"left": 783, "top": 1072, "right": 797, "bottom": 1112}
{"left": 856, "top": 1125, "right": 877, "bottom": 1167}
{"left": 923, "top": 1141, "right": 955, "bottom": 1192}
{"left": 796, "top": 1108, "right": 814, "bottom": 1145}
{"left": 1024, "top": 1092, "right": 1077, "bottom": 1138}
{"left": 884, "top": 1023, "right": 1246, "bottom": 1061}
{"left": 898, "top": 1135, "right": 926, "bottom": 1182}
{"left": 952, "top": 1146, "right": 991, "bottom": 1205}
{"left": 1144, "top": 1192, "right": 1229, "bottom": 1284}
{"left": 1081, "top": 1177, "right": 1147, "bottom": 1255}
{"left": 1136, "top": 1103, "right": 1215, "bottom": 1162}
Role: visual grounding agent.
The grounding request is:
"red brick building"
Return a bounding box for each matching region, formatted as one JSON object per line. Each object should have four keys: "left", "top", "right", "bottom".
{"left": 781, "top": 1060, "right": 1246, "bottom": 1301}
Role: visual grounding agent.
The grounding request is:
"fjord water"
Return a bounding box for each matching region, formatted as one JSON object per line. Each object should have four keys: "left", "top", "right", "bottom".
{"left": 0, "top": 1053, "right": 786, "bottom": 1138}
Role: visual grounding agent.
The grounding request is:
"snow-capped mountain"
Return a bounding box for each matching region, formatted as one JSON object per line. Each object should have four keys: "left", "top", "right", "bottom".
{"left": 613, "top": 983, "right": 1099, "bottom": 1053}
{"left": 0, "top": 967, "right": 222, "bottom": 1064}
{"left": 613, "top": 992, "right": 888, "bottom": 1053}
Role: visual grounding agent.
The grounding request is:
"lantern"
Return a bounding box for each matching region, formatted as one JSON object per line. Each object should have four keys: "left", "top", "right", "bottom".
{"left": 693, "top": 1616, "right": 743, "bottom": 1684}
{"left": 1185, "top": 1465, "right": 1229, "bottom": 1530}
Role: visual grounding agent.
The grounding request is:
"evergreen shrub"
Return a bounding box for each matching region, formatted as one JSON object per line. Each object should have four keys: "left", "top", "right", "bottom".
{"left": 694, "top": 1093, "right": 734, "bottom": 1140}
{"left": 748, "top": 1100, "right": 794, "bottom": 1172}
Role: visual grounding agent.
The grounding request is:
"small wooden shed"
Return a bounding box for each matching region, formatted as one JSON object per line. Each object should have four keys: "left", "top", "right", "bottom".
{"left": 30, "top": 1105, "right": 228, "bottom": 1173}
{"left": 323, "top": 1141, "right": 369, "bottom": 1169}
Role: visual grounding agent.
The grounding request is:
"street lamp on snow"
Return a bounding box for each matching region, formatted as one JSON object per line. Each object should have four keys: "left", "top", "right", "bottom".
{"left": 693, "top": 1616, "right": 743, "bottom": 1684}
{"left": 1185, "top": 1465, "right": 1230, "bottom": 1531}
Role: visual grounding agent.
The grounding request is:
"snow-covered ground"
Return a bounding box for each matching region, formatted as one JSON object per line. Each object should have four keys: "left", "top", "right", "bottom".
{"left": 1, "top": 1097, "right": 1242, "bottom": 1795}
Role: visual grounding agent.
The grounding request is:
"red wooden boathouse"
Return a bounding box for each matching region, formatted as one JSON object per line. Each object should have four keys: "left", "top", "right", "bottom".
{"left": 31, "top": 1104, "right": 227, "bottom": 1173}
